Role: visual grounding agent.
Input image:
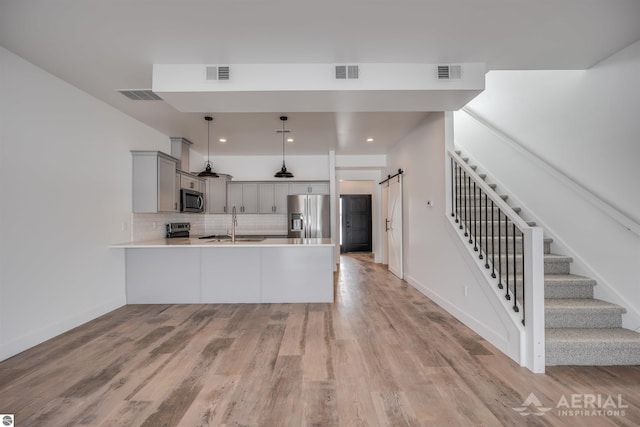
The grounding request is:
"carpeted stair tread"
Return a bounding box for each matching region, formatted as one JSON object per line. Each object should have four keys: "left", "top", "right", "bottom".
{"left": 546, "top": 328, "right": 640, "bottom": 365}
{"left": 545, "top": 298, "right": 626, "bottom": 313}
{"left": 544, "top": 274, "right": 596, "bottom": 284}
{"left": 545, "top": 299, "right": 625, "bottom": 328}
{"left": 544, "top": 254, "right": 573, "bottom": 263}
{"left": 546, "top": 327, "right": 640, "bottom": 343}
{"left": 544, "top": 274, "right": 596, "bottom": 299}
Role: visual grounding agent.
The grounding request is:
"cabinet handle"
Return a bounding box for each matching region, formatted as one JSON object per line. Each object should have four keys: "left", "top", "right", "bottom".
{"left": 190, "top": 182, "right": 194, "bottom": 189}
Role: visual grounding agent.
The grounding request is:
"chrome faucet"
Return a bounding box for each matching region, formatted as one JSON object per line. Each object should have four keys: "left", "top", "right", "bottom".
{"left": 231, "top": 206, "right": 238, "bottom": 243}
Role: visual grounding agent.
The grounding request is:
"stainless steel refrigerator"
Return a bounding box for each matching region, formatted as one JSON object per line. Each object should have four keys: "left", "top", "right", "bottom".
{"left": 287, "top": 194, "right": 331, "bottom": 238}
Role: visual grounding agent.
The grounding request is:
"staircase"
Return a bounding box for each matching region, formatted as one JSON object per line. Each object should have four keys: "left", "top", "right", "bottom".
{"left": 455, "top": 149, "right": 640, "bottom": 366}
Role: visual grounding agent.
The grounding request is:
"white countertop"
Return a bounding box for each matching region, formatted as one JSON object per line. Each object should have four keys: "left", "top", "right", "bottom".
{"left": 113, "top": 237, "right": 334, "bottom": 248}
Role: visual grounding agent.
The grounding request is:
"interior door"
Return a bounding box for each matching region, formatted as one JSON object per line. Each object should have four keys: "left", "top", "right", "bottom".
{"left": 387, "top": 176, "right": 403, "bottom": 279}
{"left": 341, "top": 195, "right": 372, "bottom": 253}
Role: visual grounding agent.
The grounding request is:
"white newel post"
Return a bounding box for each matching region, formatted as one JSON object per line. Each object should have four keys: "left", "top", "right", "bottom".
{"left": 524, "top": 226, "right": 545, "bottom": 373}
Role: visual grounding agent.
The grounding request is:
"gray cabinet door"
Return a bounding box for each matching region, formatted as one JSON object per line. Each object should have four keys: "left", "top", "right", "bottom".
{"left": 227, "top": 182, "right": 258, "bottom": 213}
{"left": 227, "top": 182, "right": 243, "bottom": 212}
{"left": 206, "top": 177, "right": 228, "bottom": 213}
{"left": 273, "top": 183, "right": 290, "bottom": 213}
{"left": 258, "top": 183, "right": 276, "bottom": 213}
{"left": 158, "top": 155, "right": 178, "bottom": 212}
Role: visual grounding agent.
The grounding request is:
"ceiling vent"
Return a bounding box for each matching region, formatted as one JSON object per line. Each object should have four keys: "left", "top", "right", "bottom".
{"left": 206, "top": 65, "right": 231, "bottom": 81}
{"left": 437, "top": 65, "right": 462, "bottom": 80}
{"left": 335, "top": 65, "right": 359, "bottom": 80}
{"left": 118, "top": 90, "right": 162, "bottom": 101}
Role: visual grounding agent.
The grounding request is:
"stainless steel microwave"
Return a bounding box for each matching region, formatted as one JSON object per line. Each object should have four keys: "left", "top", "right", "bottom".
{"left": 180, "top": 188, "right": 204, "bottom": 213}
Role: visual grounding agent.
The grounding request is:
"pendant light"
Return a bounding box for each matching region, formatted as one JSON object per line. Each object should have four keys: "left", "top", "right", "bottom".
{"left": 274, "top": 115, "right": 294, "bottom": 178}
{"left": 198, "top": 115, "right": 219, "bottom": 178}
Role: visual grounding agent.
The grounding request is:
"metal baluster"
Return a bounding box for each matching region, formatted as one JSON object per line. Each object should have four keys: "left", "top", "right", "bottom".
{"left": 468, "top": 176, "right": 473, "bottom": 244}
{"left": 491, "top": 200, "right": 496, "bottom": 278}
{"left": 513, "top": 223, "right": 520, "bottom": 313}
{"left": 457, "top": 164, "right": 462, "bottom": 225}
{"left": 478, "top": 185, "right": 483, "bottom": 258}
{"left": 484, "top": 192, "right": 489, "bottom": 267}
{"left": 521, "top": 229, "right": 525, "bottom": 325}
{"left": 463, "top": 170, "right": 468, "bottom": 235}
{"left": 451, "top": 158, "right": 455, "bottom": 219}
{"left": 473, "top": 181, "right": 478, "bottom": 250}
{"left": 505, "top": 216, "right": 511, "bottom": 301}
{"left": 497, "top": 210, "right": 503, "bottom": 289}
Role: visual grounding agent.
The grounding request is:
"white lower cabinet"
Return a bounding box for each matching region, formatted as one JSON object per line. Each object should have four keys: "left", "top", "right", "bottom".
{"left": 201, "top": 248, "right": 261, "bottom": 303}
{"left": 124, "top": 245, "right": 334, "bottom": 303}
{"left": 261, "top": 246, "right": 333, "bottom": 302}
{"left": 126, "top": 248, "right": 200, "bottom": 303}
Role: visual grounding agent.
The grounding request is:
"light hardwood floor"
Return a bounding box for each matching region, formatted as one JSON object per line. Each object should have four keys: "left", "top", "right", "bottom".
{"left": 1, "top": 253, "right": 639, "bottom": 426}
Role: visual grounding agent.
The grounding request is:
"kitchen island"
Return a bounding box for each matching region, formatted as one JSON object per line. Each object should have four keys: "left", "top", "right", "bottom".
{"left": 116, "top": 237, "right": 334, "bottom": 304}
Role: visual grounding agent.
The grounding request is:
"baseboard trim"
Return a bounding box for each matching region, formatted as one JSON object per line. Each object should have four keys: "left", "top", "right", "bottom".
{"left": 0, "top": 297, "right": 125, "bottom": 362}
{"left": 405, "top": 273, "right": 521, "bottom": 365}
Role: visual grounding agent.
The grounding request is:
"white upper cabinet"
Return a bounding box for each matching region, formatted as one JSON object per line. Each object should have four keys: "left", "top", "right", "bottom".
{"left": 205, "top": 175, "right": 230, "bottom": 214}
{"left": 227, "top": 182, "right": 258, "bottom": 213}
{"left": 290, "top": 181, "right": 330, "bottom": 195}
{"left": 178, "top": 171, "right": 205, "bottom": 193}
{"left": 132, "top": 151, "right": 178, "bottom": 213}
{"left": 222, "top": 180, "right": 329, "bottom": 214}
{"left": 259, "top": 183, "right": 290, "bottom": 213}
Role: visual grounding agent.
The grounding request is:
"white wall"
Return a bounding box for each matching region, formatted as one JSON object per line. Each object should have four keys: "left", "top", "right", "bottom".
{"left": 0, "top": 48, "right": 170, "bottom": 361}
{"left": 191, "top": 152, "right": 330, "bottom": 181}
{"left": 455, "top": 40, "right": 640, "bottom": 329}
{"left": 385, "top": 113, "right": 523, "bottom": 362}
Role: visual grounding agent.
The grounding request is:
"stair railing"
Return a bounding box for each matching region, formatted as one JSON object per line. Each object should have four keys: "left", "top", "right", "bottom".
{"left": 448, "top": 149, "right": 545, "bottom": 373}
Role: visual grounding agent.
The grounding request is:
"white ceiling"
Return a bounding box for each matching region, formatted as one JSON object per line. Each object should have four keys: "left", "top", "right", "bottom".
{"left": 2, "top": 0, "right": 639, "bottom": 156}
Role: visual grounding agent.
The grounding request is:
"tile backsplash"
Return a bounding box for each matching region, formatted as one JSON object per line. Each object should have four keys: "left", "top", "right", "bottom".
{"left": 132, "top": 213, "right": 287, "bottom": 241}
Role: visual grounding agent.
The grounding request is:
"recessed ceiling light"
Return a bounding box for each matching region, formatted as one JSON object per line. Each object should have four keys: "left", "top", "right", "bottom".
{"left": 218, "top": 138, "right": 227, "bottom": 143}
{"left": 287, "top": 138, "right": 294, "bottom": 143}
{"left": 366, "top": 138, "right": 374, "bottom": 143}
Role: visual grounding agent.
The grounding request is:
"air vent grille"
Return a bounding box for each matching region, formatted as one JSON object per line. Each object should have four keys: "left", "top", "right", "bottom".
{"left": 335, "top": 65, "right": 359, "bottom": 80}
{"left": 217, "top": 66, "right": 230, "bottom": 80}
{"left": 206, "top": 65, "right": 231, "bottom": 81}
{"left": 118, "top": 90, "right": 162, "bottom": 101}
{"left": 437, "top": 65, "right": 462, "bottom": 80}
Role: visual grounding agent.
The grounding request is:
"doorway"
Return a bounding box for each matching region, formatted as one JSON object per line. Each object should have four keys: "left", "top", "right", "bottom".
{"left": 340, "top": 195, "right": 372, "bottom": 253}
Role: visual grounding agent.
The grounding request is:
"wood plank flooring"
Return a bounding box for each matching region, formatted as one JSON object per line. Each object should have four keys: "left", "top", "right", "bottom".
{"left": 1, "top": 253, "right": 639, "bottom": 426}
